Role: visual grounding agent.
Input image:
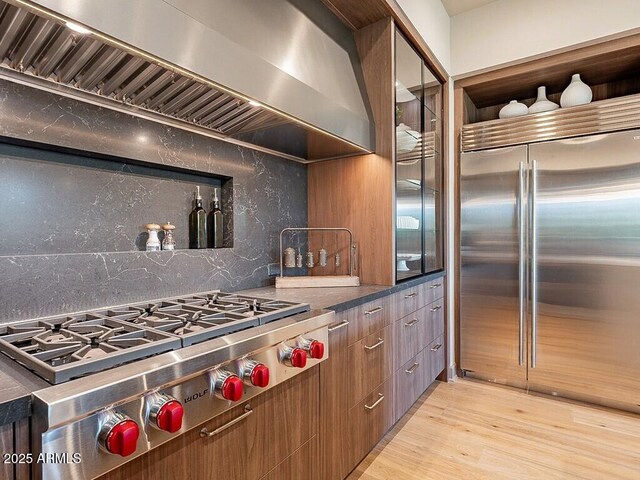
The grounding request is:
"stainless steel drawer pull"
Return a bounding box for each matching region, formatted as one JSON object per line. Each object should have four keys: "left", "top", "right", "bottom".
{"left": 404, "top": 292, "right": 417, "bottom": 299}
{"left": 328, "top": 320, "right": 349, "bottom": 332}
{"left": 364, "top": 393, "right": 384, "bottom": 410}
{"left": 404, "top": 319, "right": 418, "bottom": 327}
{"left": 364, "top": 338, "right": 384, "bottom": 351}
{"left": 430, "top": 283, "right": 442, "bottom": 289}
{"left": 364, "top": 306, "right": 383, "bottom": 315}
{"left": 405, "top": 362, "right": 420, "bottom": 374}
{"left": 200, "top": 404, "right": 252, "bottom": 438}
{"left": 430, "top": 343, "right": 443, "bottom": 352}
{"left": 430, "top": 305, "right": 442, "bottom": 312}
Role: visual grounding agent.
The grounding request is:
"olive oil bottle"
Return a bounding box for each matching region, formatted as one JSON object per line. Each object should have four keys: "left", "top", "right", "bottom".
{"left": 189, "top": 186, "right": 207, "bottom": 249}
{"left": 209, "top": 188, "right": 224, "bottom": 248}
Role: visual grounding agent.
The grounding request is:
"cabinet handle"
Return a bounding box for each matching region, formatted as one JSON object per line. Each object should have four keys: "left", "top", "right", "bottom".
{"left": 430, "top": 305, "right": 442, "bottom": 312}
{"left": 364, "top": 338, "right": 384, "bottom": 351}
{"left": 404, "top": 319, "right": 418, "bottom": 327}
{"left": 405, "top": 362, "right": 420, "bottom": 374}
{"left": 200, "top": 404, "right": 252, "bottom": 438}
{"left": 364, "top": 393, "right": 384, "bottom": 410}
{"left": 430, "top": 283, "right": 442, "bottom": 289}
{"left": 364, "top": 306, "right": 383, "bottom": 316}
{"left": 430, "top": 343, "right": 443, "bottom": 352}
{"left": 404, "top": 292, "right": 417, "bottom": 299}
{"left": 328, "top": 320, "right": 349, "bottom": 332}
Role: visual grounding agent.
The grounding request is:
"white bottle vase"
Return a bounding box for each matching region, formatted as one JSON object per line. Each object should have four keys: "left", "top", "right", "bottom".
{"left": 499, "top": 100, "right": 528, "bottom": 119}
{"left": 528, "top": 86, "right": 559, "bottom": 114}
{"left": 560, "top": 74, "right": 592, "bottom": 108}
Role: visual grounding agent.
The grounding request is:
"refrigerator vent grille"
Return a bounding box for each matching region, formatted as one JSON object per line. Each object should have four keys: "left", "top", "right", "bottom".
{"left": 461, "top": 94, "right": 640, "bottom": 152}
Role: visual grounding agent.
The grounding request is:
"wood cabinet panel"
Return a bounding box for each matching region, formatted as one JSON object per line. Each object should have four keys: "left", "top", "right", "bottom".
{"left": 14, "top": 418, "right": 30, "bottom": 480}
{"left": 426, "top": 335, "right": 446, "bottom": 383}
{"left": 319, "top": 312, "right": 352, "bottom": 480}
{"left": 347, "top": 296, "right": 392, "bottom": 346}
{"left": 99, "top": 368, "right": 319, "bottom": 480}
{"left": 0, "top": 423, "right": 13, "bottom": 480}
{"left": 394, "top": 351, "right": 431, "bottom": 421}
{"left": 348, "top": 378, "right": 394, "bottom": 468}
{"left": 390, "top": 286, "right": 420, "bottom": 320}
{"left": 419, "top": 277, "right": 445, "bottom": 307}
{"left": 394, "top": 301, "right": 444, "bottom": 370}
{"left": 261, "top": 436, "right": 318, "bottom": 480}
{"left": 348, "top": 324, "right": 394, "bottom": 409}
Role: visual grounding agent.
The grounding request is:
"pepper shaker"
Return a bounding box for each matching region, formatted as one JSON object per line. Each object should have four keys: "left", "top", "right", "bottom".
{"left": 161, "top": 223, "right": 176, "bottom": 250}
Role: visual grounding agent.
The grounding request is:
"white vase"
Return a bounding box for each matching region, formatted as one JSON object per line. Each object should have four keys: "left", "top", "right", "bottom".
{"left": 499, "top": 100, "right": 528, "bottom": 119}
{"left": 528, "top": 86, "right": 559, "bottom": 114}
{"left": 560, "top": 74, "right": 592, "bottom": 108}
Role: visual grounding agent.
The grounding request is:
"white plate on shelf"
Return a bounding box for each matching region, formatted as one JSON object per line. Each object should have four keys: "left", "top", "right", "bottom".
{"left": 396, "top": 253, "right": 421, "bottom": 272}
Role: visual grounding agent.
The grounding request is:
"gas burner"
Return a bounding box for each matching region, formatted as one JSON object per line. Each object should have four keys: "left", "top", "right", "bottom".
{"left": 0, "top": 291, "right": 310, "bottom": 384}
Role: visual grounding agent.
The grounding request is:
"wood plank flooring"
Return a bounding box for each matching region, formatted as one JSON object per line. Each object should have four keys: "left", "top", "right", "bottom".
{"left": 348, "top": 379, "right": 640, "bottom": 480}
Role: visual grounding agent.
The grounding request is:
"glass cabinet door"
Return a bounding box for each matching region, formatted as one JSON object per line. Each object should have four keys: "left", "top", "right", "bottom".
{"left": 395, "top": 29, "right": 444, "bottom": 281}
{"left": 395, "top": 30, "right": 423, "bottom": 280}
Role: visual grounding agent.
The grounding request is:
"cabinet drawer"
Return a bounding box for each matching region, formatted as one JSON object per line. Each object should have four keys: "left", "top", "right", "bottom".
{"left": 420, "top": 277, "right": 445, "bottom": 306}
{"left": 394, "top": 301, "right": 444, "bottom": 369}
{"left": 99, "top": 368, "right": 319, "bottom": 480}
{"left": 425, "top": 334, "right": 445, "bottom": 383}
{"left": 391, "top": 286, "right": 420, "bottom": 320}
{"left": 347, "top": 296, "right": 391, "bottom": 345}
{"left": 261, "top": 436, "right": 318, "bottom": 480}
{"left": 348, "top": 378, "right": 394, "bottom": 468}
{"left": 348, "top": 324, "right": 394, "bottom": 408}
{"left": 394, "top": 351, "right": 431, "bottom": 421}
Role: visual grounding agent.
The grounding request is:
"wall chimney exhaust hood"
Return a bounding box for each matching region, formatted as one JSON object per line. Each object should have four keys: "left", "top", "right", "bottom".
{"left": 0, "top": 0, "right": 374, "bottom": 162}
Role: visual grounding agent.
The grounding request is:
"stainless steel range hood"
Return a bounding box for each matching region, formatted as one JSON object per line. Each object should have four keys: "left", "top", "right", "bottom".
{"left": 0, "top": 0, "right": 374, "bottom": 162}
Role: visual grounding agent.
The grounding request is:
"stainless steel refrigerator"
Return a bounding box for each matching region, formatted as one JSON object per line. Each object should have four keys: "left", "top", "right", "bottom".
{"left": 460, "top": 129, "right": 640, "bottom": 413}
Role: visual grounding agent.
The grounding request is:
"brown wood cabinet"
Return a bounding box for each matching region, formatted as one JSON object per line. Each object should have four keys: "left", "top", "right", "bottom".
{"left": 348, "top": 323, "right": 394, "bottom": 408}
{"left": 0, "top": 423, "right": 13, "bottom": 480}
{"left": 320, "top": 278, "right": 446, "bottom": 479}
{"left": 320, "top": 312, "right": 352, "bottom": 480}
{"left": 99, "top": 368, "right": 319, "bottom": 480}
{"left": 260, "top": 436, "right": 318, "bottom": 480}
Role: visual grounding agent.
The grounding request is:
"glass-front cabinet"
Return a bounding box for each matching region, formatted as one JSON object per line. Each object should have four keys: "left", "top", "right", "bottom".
{"left": 395, "top": 30, "right": 443, "bottom": 281}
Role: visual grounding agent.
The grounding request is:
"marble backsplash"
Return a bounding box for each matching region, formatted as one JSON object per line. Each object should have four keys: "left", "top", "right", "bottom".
{"left": 0, "top": 79, "right": 307, "bottom": 322}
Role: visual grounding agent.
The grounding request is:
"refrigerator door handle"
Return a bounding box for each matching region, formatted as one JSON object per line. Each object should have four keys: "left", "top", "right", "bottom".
{"left": 518, "top": 161, "right": 526, "bottom": 366}
{"left": 531, "top": 159, "right": 538, "bottom": 368}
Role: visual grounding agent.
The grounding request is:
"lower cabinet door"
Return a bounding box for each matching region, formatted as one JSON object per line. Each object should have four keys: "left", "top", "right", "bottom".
{"left": 426, "top": 334, "right": 445, "bottom": 383}
{"left": 394, "top": 352, "right": 430, "bottom": 421}
{"left": 348, "top": 378, "right": 394, "bottom": 468}
{"left": 260, "top": 436, "right": 318, "bottom": 480}
{"left": 98, "top": 367, "right": 319, "bottom": 480}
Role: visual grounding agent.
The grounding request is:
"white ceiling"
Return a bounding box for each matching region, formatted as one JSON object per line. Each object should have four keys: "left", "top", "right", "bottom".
{"left": 441, "top": 0, "right": 498, "bottom": 16}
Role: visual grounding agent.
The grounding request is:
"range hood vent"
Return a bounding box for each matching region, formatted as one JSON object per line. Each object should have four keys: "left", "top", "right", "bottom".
{"left": 0, "top": 0, "right": 373, "bottom": 162}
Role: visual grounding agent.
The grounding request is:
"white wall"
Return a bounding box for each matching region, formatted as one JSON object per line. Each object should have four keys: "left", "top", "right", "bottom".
{"left": 396, "top": 0, "right": 452, "bottom": 73}
{"left": 451, "top": 0, "right": 640, "bottom": 76}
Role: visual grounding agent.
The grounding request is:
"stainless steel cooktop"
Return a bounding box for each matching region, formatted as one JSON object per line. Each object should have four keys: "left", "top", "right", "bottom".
{"left": 0, "top": 291, "right": 309, "bottom": 384}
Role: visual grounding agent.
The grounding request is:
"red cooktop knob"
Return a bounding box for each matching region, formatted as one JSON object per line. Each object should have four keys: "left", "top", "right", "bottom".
{"left": 250, "top": 364, "right": 270, "bottom": 388}
{"left": 105, "top": 420, "right": 139, "bottom": 457}
{"left": 156, "top": 400, "right": 184, "bottom": 433}
{"left": 290, "top": 348, "right": 307, "bottom": 368}
{"left": 221, "top": 375, "right": 244, "bottom": 401}
{"left": 309, "top": 340, "right": 325, "bottom": 359}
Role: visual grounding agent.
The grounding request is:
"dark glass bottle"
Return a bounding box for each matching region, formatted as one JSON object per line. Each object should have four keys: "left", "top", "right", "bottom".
{"left": 189, "top": 186, "right": 207, "bottom": 249}
{"left": 209, "top": 188, "right": 224, "bottom": 248}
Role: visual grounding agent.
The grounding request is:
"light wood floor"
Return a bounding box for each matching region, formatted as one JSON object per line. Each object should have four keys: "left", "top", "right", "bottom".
{"left": 348, "top": 379, "right": 640, "bottom": 480}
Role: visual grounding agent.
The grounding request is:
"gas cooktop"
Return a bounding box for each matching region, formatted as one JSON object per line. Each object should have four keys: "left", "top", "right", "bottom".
{"left": 0, "top": 291, "right": 309, "bottom": 384}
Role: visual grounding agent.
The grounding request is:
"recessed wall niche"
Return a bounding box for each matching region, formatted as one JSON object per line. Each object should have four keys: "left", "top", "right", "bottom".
{"left": 0, "top": 141, "right": 234, "bottom": 256}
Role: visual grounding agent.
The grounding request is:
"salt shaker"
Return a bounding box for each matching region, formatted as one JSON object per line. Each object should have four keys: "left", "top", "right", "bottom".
{"left": 283, "top": 247, "right": 296, "bottom": 268}
{"left": 145, "top": 224, "right": 161, "bottom": 252}
{"left": 161, "top": 223, "right": 176, "bottom": 250}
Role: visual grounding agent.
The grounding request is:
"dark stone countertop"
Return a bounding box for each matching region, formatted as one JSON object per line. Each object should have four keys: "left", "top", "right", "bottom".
{"left": 0, "top": 354, "right": 48, "bottom": 426}
{"left": 0, "top": 271, "right": 445, "bottom": 426}
{"left": 240, "top": 271, "right": 446, "bottom": 313}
